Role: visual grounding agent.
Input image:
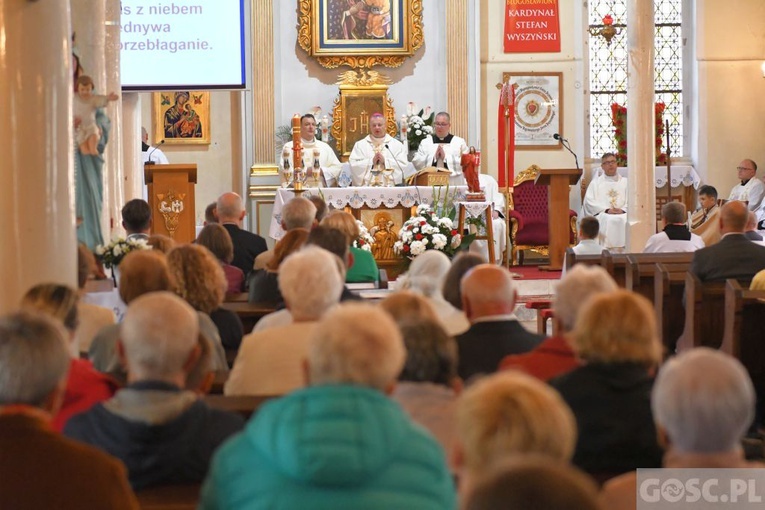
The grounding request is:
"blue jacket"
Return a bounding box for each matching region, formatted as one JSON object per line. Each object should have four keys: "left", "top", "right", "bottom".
{"left": 199, "top": 385, "right": 456, "bottom": 509}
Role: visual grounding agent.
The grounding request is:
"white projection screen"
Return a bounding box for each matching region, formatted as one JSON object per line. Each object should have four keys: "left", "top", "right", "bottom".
{"left": 120, "top": 0, "right": 246, "bottom": 90}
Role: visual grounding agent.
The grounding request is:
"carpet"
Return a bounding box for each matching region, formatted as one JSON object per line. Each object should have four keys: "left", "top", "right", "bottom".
{"left": 508, "top": 264, "right": 562, "bottom": 281}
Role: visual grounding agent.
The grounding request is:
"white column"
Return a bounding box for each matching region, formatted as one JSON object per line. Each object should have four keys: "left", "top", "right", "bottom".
{"left": 0, "top": 0, "right": 77, "bottom": 313}
{"left": 122, "top": 93, "right": 144, "bottom": 202}
{"left": 626, "top": 0, "right": 656, "bottom": 251}
{"left": 104, "top": 0, "right": 125, "bottom": 237}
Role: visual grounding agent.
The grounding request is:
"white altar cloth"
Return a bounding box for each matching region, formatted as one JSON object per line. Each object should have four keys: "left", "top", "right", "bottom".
{"left": 270, "top": 186, "right": 467, "bottom": 240}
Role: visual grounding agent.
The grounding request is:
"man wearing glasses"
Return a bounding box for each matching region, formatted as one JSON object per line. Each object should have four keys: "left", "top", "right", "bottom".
{"left": 581, "top": 152, "right": 628, "bottom": 250}
{"left": 412, "top": 111, "right": 468, "bottom": 186}
{"left": 728, "top": 159, "right": 764, "bottom": 215}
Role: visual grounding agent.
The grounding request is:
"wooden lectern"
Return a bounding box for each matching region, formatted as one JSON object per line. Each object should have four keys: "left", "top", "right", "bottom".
{"left": 535, "top": 168, "right": 582, "bottom": 271}
{"left": 144, "top": 164, "right": 197, "bottom": 244}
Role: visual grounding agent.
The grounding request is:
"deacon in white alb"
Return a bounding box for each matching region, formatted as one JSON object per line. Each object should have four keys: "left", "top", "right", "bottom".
{"left": 412, "top": 111, "right": 467, "bottom": 186}
{"left": 349, "top": 113, "right": 410, "bottom": 186}
{"left": 279, "top": 114, "right": 343, "bottom": 187}
{"left": 581, "top": 152, "right": 628, "bottom": 249}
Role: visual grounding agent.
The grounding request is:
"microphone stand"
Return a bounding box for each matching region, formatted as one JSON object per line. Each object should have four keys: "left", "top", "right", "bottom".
{"left": 145, "top": 139, "right": 165, "bottom": 164}
{"left": 385, "top": 144, "right": 407, "bottom": 185}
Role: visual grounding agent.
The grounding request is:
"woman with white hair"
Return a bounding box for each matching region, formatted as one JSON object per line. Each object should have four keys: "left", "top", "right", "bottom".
{"left": 397, "top": 250, "right": 469, "bottom": 336}
{"left": 600, "top": 348, "right": 761, "bottom": 509}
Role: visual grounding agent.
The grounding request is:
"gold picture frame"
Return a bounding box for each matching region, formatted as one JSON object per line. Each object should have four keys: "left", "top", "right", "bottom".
{"left": 152, "top": 91, "right": 211, "bottom": 145}
{"left": 298, "top": 0, "right": 424, "bottom": 69}
{"left": 502, "top": 72, "right": 563, "bottom": 150}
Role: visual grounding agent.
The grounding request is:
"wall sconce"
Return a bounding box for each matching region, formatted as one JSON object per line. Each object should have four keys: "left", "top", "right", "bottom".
{"left": 589, "top": 15, "right": 621, "bottom": 45}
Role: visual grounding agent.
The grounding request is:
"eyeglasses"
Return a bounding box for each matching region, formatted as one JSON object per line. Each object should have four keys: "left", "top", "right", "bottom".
{"left": 434, "top": 122, "right": 450, "bottom": 127}
{"left": 737, "top": 167, "right": 754, "bottom": 172}
{"left": 602, "top": 160, "right": 617, "bottom": 165}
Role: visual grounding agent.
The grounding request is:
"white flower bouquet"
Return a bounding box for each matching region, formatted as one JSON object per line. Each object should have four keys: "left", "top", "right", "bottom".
{"left": 405, "top": 102, "right": 434, "bottom": 152}
{"left": 353, "top": 220, "right": 375, "bottom": 252}
{"left": 394, "top": 203, "right": 472, "bottom": 260}
{"left": 95, "top": 237, "right": 151, "bottom": 269}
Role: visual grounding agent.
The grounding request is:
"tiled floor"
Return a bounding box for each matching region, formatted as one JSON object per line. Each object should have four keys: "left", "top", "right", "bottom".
{"left": 514, "top": 276, "right": 558, "bottom": 335}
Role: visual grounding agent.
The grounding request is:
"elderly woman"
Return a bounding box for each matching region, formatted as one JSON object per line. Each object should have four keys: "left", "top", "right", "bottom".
{"left": 549, "top": 290, "right": 664, "bottom": 481}
{"left": 397, "top": 250, "right": 470, "bottom": 336}
{"left": 196, "top": 223, "right": 244, "bottom": 294}
{"left": 442, "top": 252, "right": 486, "bottom": 310}
{"left": 600, "top": 348, "right": 761, "bottom": 509}
{"left": 167, "top": 244, "right": 240, "bottom": 357}
{"left": 248, "top": 228, "right": 309, "bottom": 304}
{"left": 20, "top": 284, "right": 119, "bottom": 431}
{"left": 321, "top": 210, "right": 378, "bottom": 283}
{"left": 455, "top": 371, "right": 577, "bottom": 497}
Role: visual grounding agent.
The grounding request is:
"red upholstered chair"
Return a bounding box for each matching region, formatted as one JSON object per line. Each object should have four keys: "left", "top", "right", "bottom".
{"left": 507, "top": 165, "right": 577, "bottom": 265}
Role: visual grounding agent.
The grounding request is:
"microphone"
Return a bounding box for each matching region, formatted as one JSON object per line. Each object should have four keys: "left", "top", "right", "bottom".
{"left": 146, "top": 139, "right": 165, "bottom": 164}
{"left": 385, "top": 143, "right": 407, "bottom": 184}
{"left": 554, "top": 133, "right": 579, "bottom": 171}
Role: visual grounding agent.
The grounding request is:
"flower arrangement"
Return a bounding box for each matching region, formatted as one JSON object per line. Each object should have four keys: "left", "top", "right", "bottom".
{"left": 611, "top": 102, "right": 667, "bottom": 167}
{"left": 353, "top": 220, "right": 375, "bottom": 252}
{"left": 394, "top": 204, "right": 468, "bottom": 259}
{"left": 95, "top": 237, "right": 151, "bottom": 269}
{"left": 405, "top": 102, "right": 434, "bottom": 152}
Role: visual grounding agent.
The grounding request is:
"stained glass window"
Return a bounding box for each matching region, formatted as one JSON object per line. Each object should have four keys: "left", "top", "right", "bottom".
{"left": 588, "top": 0, "right": 683, "bottom": 159}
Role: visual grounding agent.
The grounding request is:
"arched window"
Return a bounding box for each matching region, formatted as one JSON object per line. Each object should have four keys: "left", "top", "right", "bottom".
{"left": 587, "top": 0, "right": 684, "bottom": 160}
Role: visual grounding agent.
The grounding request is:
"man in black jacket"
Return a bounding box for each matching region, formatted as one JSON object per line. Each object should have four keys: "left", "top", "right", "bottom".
{"left": 216, "top": 192, "right": 267, "bottom": 278}
{"left": 456, "top": 264, "right": 543, "bottom": 381}
{"left": 690, "top": 200, "right": 765, "bottom": 282}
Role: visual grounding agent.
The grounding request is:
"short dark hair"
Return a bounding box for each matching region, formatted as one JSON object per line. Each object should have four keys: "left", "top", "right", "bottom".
{"left": 204, "top": 202, "right": 218, "bottom": 224}
{"left": 442, "top": 252, "right": 486, "bottom": 309}
{"left": 397, "top": 318, "right": 457, "bottom": 387}
{"left": 601, "top": 152, "right": 616, "bottom": 161}
{"left": 196, "top": 224, "right": 234, "bottom": 264}
{"left": 306, "top": 226, "right": 349, "bottom": 263}
{"left": 308, "top": 195, "right": 328, "bottom": 222}
{"left": 579, "top": 216, "right": 599, "bottom": 239}
{"left": 121, "top": 199, "right": 151, "bottom": 232}
{"left": 662, "top": 201, "right": 686, "bottom": 224}
{"left": 698, "top": 185, "right": 718, "bottom": 200}
{"left": 301, "top": 114, "right": 316, "bottom": 124}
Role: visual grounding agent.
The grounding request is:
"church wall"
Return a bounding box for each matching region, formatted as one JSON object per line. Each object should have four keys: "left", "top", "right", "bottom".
{"left": 480, "top": 0, "right": 585, "bottom": 189}
{"left": 273, "top": 1, "right": 449, "bottom": 149}
{"left": 140, "top": 91, "right": 241, "bottom": 224}
{"left": 694, "top": 0, "right": 765, "bottom": 193}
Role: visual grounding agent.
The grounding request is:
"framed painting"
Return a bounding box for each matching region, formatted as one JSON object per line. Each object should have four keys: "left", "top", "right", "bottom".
{"left": 298, "top": 0, "right": 424, "bottom": 68}
{"left": 502, "top": 72, "right": 563, "bottom": 150}
{"left": 152, "top": 91, "right": 211, "bottom": 145}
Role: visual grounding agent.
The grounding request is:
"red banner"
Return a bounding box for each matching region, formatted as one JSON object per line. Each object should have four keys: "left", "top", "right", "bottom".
{"left": 503, "top": 0, "right": 561, "bottom": 53}
{"left": 497, "top": 82, "right": 516, "bottom": 189}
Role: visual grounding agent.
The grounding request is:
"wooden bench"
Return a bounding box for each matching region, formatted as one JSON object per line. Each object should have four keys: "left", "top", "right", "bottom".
{"left": 137, "top": 484, "right": 199, "bottom": 510}
{"left": 564, "top": 247, "right": 604, "bottom": 271}
{"left": 625, "top": 253, "right": 693, "bottom": 301}
{"left": 202, "top": 394, "right": 278, "bottom": 421}
{"left": 525, "top": 299, "right": 554, "bottom": 336}
{"left": 219, "top": 301, "right": 277, "bottom": 334}
{"left": 679, "top": 274, "right": 751, "bottom": 351}
{"left": 653, "top": 264, "right": 689, "bottom": 354}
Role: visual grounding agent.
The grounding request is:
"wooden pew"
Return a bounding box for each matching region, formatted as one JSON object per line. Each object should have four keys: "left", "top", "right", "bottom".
{"left": 137, "top": 485, "right": 200, "bottom": 510}
{"left": 653, "top": 264, "right": 689, "bottom": 355}
{"left": 680, "top": 273, "right": 751, "bottom": 352}
{"left": 219, "top": 301, "right": 277, "bottom": 334}
{"left": 202, "top": 394, "right": 277, "bottom": 421}
{"left": 625, "top": 253, "right": 694, "bottom": 301}
{"left": 601, "top": 251, "right": 628, "bottom": 287}
{"left": 564, "top": 247, "right": 603, "bottom": 271}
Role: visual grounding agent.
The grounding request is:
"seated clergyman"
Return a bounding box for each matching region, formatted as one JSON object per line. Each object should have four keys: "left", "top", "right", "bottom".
{"left": 349, "top": 112, "right": 410, "bottom": 186}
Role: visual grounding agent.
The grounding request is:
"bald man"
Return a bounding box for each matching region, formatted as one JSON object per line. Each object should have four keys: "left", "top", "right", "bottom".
{"left": 65, "top": 293, "right": 244, "bottom": 490}
{"left": 456, "top": 265, "right": 543, "bottom": 381}
{"left": 348, "top": 113, "right": 410, "bottom": 186}
{"left": 690, "top": 200, "right": 765, "bottom": 282}
{"left": 728, "top": 158, "right": 764, "bottom": 213}
{"left": 216, "top": 192, "right": 267, "bottom": 278}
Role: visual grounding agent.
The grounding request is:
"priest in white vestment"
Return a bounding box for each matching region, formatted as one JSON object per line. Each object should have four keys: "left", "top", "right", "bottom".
{"left": 412, "top": 111, "right": 468, "bottom": 186}
{"left": 349, "top": 113, "right": 410, "bottom": 186}
{"left": 468, "top": 173, "right": 507, "bottom": 264}
{"left": 581, "top": 153, "right": 628, "bottom": 249}
{"left": 728, "top": 159, "right": 765, "bottom": 227}
{"left": 279, "top": 114, "right": 343, "bottom": 186}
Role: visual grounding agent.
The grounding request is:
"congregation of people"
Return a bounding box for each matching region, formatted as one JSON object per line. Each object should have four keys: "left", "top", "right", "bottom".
{"left": 7, "top": 106, "right": 765, "bottom": 509}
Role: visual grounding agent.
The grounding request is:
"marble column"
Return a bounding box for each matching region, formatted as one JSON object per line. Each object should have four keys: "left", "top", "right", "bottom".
{"left": 122, "top": 93, "right": 144, "bottom": 202}
{"left": 625, "top": 0, "right": 656, "bottom": 251}
{"left": 0, "top": 0, "right": 77, "bottom": 313}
